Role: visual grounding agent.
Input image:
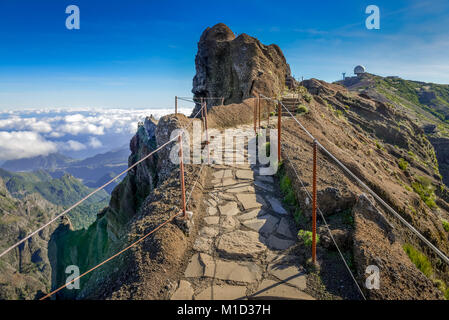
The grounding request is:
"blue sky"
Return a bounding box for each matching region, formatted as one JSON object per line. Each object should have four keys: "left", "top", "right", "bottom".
{"left": 0, "top": 0, "right": 448, "bottom": 109}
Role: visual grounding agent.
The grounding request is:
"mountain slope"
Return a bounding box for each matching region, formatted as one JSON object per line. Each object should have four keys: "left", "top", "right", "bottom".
{"left": 0, "top": 177, "right": 60, "bottom": 300}
{"left": 1, "top": 148, "right": 129, "bottom": 194}
{"left": 338, "top": 73, "right": 449, "bottom": 186}
{"left": 0, "top": 169, "right": 109, "bottom": 229}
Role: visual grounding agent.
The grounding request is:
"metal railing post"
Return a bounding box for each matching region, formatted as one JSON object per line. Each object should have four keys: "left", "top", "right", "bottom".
{"left": 204, "top": 101, "right": 210, "bottom": 164}
{"left": 179, "top": 134, "right": 187, "bottom": 218}
{"left": 175, "top": 96, "right": 178, "bottom": 115}
{"left": 254, "top": 98, "right": 257, "bottom": 134}
{"left": 312, "top": 139, "right": 317, "bottom": 264}
{"left": 277, "top": 102, "right": 281, "bottom": 164}
{"left": 258, "top": 93, "right": 261, "bottom": 133}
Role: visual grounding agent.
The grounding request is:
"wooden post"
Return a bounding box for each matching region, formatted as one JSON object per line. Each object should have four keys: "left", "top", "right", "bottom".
{"left": 179, "top": 134, "right": 186, "bottom": 218}
{"left": 277, "top": 102, "right": 281, "bottom": 164}
{"left": 175, "top": 96, "right": 178, "bottom": 115}
{"left": 312, "top": 139, "right": 317, "bottom": 264}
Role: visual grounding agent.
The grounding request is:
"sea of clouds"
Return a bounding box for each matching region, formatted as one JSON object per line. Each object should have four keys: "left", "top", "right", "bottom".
{"left": 0, "top": 107, "right": 192, "bottom": 161}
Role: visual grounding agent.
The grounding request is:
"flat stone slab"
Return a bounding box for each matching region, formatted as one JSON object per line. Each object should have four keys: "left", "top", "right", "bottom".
{"left": 254, "top": 180, "right": 274, "bottom": 192}
{"left": 214, "top": 260, "right": 261, "bottom": 283}
{"left": 213, "top": 170, "right": 225, "bottom": 179}
{"left": 256, "top": 175, "right": 274, "bottom": 184}
{"left": 217, "top": 230, "right": 267, "bottom": 259}
{"left": 207, "top": 207, "right": 218, "bottom": 216}
{"left": 195, "top": 285, "right": 247, "bottom": 300}
{"left": 218, "top": 202, "right": 240, "bottom": 216}
{"left": 184, "top": 253, "right": 215, "bottom": 278}
{"left": 222, "top": 178, "right": 237, "bottom": 187}
{"left": 193, "top": 236, "right": 213, "bottom": 253}
{"left": 236, "top": 193, "right": 263, "bottom": 210}
{"left": 221, "top": 216, "right": 240, "bottom": 231}
{"left": 204, "top": 216, "right": 219, "bottom": 225}
{"left": 236, "top": 170, "right": 254, "bottom": 180}
{"left": 171, "top": 280, "right": 194, "bottom": 300}
{"left": 226, "top": 185, "right": 255, "bottom": 193}
{"left": 251, "top": 280, "right": 314, "bottom": 300}
{"left": 276, "top": 217, "right": 295, "bottom": 239}
{"left": 268, "top": 264, "right": 307, "bottom": 290}
{"left": 199, "top": 226, "right": 219, "bottom": 238}
{"left": 237, "top": 209, "right": 264, "bottom": 221}
{"left": 267, "top": 197, "right": 288, "bottom": 215}
{"left": 242, "top": 215, "right": 279, "bottom": 236}
{"left": 266, "top": 234, "right": 296, "bottom": 250}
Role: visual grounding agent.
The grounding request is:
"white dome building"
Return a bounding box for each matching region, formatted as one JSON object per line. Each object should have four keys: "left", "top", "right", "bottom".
{"left": 354, "top": 65, "right": 366, "bottom": 76}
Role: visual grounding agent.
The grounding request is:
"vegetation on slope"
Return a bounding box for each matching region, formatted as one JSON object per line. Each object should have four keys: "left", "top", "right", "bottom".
{"left": 0, "top": 169, "right": 109, "bottom": 229}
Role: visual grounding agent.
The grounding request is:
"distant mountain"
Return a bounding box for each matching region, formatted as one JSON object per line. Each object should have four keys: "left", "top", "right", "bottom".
{"left": 0, "top": 169, "right": 109, "bottom": 229}
{"left": 2, "top": 153, "right": 74, "bottom": 172}
{"left": 1, "top": 147, "right": 130, "bottom": 194}
{"left": 338, "top": 73, "right": 449, "bottom": 186}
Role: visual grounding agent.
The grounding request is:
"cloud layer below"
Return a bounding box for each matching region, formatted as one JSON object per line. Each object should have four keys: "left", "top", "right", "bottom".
{"left": 0, "top": 107, "right": 192, "bottom": 161}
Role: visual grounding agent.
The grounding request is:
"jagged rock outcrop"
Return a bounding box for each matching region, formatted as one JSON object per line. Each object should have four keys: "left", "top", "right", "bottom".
{"left": 191, "top": 23, "right": 293, "bottom": 115}
{"left": 50, "top": 113, "right": 199, "bottom": 299}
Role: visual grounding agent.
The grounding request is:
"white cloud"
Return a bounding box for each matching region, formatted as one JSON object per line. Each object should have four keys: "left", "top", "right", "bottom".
{"left": 88, "top": 137, "right": 102, "bottom": 148}
{"left": 0, "top": 131, "right": 57, "bottom": 160}
{"left": 0, "top": 107, "right": 193, "bottom": 160}
{"left": 59, "top": 140, "right": 86, "bottom": 151}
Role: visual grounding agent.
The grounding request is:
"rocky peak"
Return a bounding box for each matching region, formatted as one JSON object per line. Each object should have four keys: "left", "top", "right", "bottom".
{"left": 191, "top": 23, "right": 292, "bottom": 115}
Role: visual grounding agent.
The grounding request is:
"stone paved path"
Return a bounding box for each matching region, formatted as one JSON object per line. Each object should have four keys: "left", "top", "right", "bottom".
{"left": 171, "top": 123, "right": 314, "bottom": 300}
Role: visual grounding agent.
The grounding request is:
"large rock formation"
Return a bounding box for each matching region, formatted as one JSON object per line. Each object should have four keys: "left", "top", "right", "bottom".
{"left": 191, "top": 23, "right": 292, "bottom": 115}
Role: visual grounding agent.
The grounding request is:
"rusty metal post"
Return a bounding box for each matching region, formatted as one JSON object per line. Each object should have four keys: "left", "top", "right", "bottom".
{"left": 179, "top": 134, "right": 187, "bottom": 218}
{"left": 268, "top": 103, "right": 271, "bottom": 126}
{"left": 204, "top": 102, "right": 210, "bottom": 164}
{"left": 258, "top": 93, "right": 261, "bottom": 132}
{"left": 175, "top": 96, "right": 178, "bottom": 115}
{"left": 277, "top": 102, "right": 281, "bottom": 164}
{"left": 312, "top": 139, "right": 317, "bottom": 264}
{"left": 254, "top": 98, "right": 257, "bottom": 134}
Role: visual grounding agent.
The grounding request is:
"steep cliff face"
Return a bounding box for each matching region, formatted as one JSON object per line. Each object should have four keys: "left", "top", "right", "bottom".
{"left": 51, "top": 114, "right": 200, "bottom": 299}
{"left": 281, "top": 79, "right": 448, "bottom": 299}
{"left": 0, "top": 177, "right": 60, "bottom": 300}
{"left": 191, "top": 23, "right": 292, "bottom": 115}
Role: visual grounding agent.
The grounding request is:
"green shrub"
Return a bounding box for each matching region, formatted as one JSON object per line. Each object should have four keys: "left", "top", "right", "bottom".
{"left": 403, "top": 243, "right": 433, "bottom": 277}
{"left": 375, "top": 140, "right": 385, "bottom": 151}
{"left": 342, "top": 208, "right": 354, "bottom": 227}
{"left": 298, "top": 230, "right": 319, "bottom": 247}
{"left": 296, "top": 104, "right": 309, "bottom": 115}
{"left": 442, "top": 219, "right": 449, "bottom": 232}
{"left": 280, "top": 174, "right": 292, "bottom": 194}
{"left": 283, "top": 189, "right": 297, "bottom": 206}
{"left": 304, "top": 94, "right": 313, "bottom": 103}
{"left": 398, "top": 158, "right": 409, "bottom": 171}
{"left": 411, "top": 176, "right": 437, "bottom": 209}
{"left": 293, "top": 207, "right": 303, "bottom": 226}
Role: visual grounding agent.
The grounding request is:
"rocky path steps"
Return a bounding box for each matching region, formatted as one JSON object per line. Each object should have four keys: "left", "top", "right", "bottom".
{"left": 170, "top": 124, "right": 314, "bottom": 300}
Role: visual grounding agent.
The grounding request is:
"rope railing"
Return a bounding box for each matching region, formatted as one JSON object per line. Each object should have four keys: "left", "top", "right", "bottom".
{"left": 40, "top": 164, "right": 206, "bottom": 300}
{"left": 260, "top": 93, "right": 449, "bottom": 266}
{"left": 279, "top": 101, "right": 449, "bottom": 265}
{"left": 282, "top": 149, "right": 367, "bottom": 300}
{"left": 0, "top": 103, "right": 207, "bottom": 260}
{"left": 38, "top": 103, "right": 209, "bottom": 300}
